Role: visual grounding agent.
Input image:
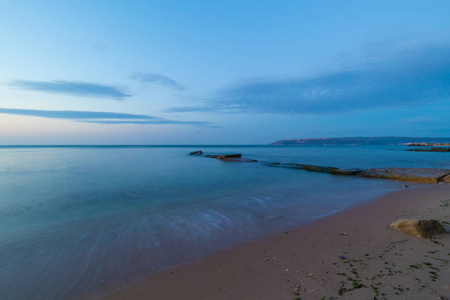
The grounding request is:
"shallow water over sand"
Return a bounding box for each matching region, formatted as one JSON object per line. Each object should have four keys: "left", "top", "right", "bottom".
{"left": 0, "top": 145, "right": 448, "bottom": 299}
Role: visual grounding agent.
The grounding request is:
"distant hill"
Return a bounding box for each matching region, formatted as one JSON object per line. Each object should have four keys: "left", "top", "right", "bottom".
{"left": 270, "top": 137, "right": 450, "bottom": 146}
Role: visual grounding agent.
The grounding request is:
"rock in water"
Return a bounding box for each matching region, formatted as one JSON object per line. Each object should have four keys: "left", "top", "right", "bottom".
{"left": 390, "top": 219, "right": 447, "bottom": 238}
{"left": 189, "top": 150, "right": 203, "bottom": 155}
{"left": 211, "top": 154, "right": 242, "bottom": 159}
{"left": 302, "top": 164, "right": 338, "bottom": 173}
{"left": 361, "top": 168, "right": 450, "bottom": 183}
{"left": 328, "top": 168, "right": 363, "bottom": 175}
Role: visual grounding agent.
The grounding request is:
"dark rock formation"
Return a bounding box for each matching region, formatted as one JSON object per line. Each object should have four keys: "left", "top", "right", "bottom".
{"left": 360, "top": 168, "right": 450, "bottom": 183}
{"left": 213, "top": 154, "right": 258, "bottom": 162}
{"left": 211, "top": 154, "right": 242, "bottom": 159}
{"left": 189, "top": 151, "right": 450, "bottom": 182}
{"left": 328, "top": 168, "right": 363, "bottom": 176}
{"left": 189, "top": 150, "right": 203, "bottom": 155}
{"left": 405, "top": 147, "right": 450, "bottom": 152}
{"left": 302, "top": 164, "right": 338, "bottom": 173}
{"left": 266, "top": 162, "right": 450, "bottom": 183}
{"left": 227, "top": 157, "right": 259, "bottom": 162}
{"left": 390, "top": 219, "right": 447, "bottom": 238}
{"left": 276, "top": 163, "right": 337, "bottom": 173}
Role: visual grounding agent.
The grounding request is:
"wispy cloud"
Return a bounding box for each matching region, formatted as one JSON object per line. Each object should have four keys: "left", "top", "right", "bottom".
{"left": 9, "top": 80, "right": 131, "bottom": 100}
{"left": 166, "top": 42, "right": 450, "bottom": 114}
{"left": 81, "top": 120, "right": 216, "bottom": 126}
{"left": 131, "top": 73, "right": 185, "bottom": 91}
{"left": 0, "top": 108, "right": 152, "bottom": 120}
{"left": 0, "top": 108, "right": 214, "bottom": 127}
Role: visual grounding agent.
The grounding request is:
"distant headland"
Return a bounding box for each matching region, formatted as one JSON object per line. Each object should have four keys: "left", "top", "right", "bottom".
{"left": 270, "top": 137, "right": 450, "bottom": 146}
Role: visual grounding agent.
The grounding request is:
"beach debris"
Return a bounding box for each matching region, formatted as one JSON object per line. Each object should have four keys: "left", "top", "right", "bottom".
{"left": 260, "top": 249, "right": 266, "bottom": 253}
{"left": 339, "top": 255, "right": 346, "bottom": 259}
{"left": 390, "top": 219, "right": 447, "bottom": 238}
{"left": 403, "top": 184, "right": 409, "bottom": 188}
{"left": 338, "top": 232, "right": 348, "bottom": 236}
{"left": 441, "top": 175, "right": 450, "bottom": 183}
{"left": 263, "top": 257, "right": 270, "bottom": 261}
{"left": 293, "top": 283, "right": 301, "bottom": 295}
{"left": 189, "top": 150, "right": 203, "bottom": 155}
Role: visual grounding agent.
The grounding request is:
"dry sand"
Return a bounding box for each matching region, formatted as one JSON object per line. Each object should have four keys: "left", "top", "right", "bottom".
{"left": 101, "top": 183, "right": 450, "bottom": 300}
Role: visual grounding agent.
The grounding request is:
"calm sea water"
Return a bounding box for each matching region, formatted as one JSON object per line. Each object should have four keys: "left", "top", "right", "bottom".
{"left": 0, "top": 145, "right": 448, "bottom": 299}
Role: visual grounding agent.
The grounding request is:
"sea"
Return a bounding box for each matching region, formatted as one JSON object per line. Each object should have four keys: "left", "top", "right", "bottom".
{"left": 0, "top": 145, "right": 448, "bottom": 299}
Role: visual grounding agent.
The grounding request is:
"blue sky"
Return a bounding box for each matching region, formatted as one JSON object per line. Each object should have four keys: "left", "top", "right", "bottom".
{"left": 0, "top": 0, "right": 449, "bottom": 144}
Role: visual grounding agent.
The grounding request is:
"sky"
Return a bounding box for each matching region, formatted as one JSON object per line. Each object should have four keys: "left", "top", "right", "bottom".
{"left": 0, "top": 0, "right": 449, "bottom": 145}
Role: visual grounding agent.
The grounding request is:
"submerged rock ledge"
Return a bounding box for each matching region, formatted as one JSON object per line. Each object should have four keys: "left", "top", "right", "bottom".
{"left": 405, "top": 147, "right": 450, "bottom": 152}
{"left": 190, "top": 151, "right": 450, "bottom": 183}
{"left": 189, "top": 151, "right": 258, "bottom": 162}
{"left": 360, "top": 168, "right": 450, "bottom": 183}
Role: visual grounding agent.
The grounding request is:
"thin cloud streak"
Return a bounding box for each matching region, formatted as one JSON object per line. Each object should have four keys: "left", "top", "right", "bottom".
{"left": 131, "top": 73, "right": 185, "bottom": 91}
{"left": 80, "top": 120, "right": 217, "bottom": 127}
{"left": 9, "top": 80, "right": 131, "bottom": 100}
{"left": 166, "top": 43, "right": 450, "bottom": 114}
{"left": 0, "top": 108, "right": 214, "bottom": 127}
{"left": 0, "top": 108, "right": 153, "bottom": 120}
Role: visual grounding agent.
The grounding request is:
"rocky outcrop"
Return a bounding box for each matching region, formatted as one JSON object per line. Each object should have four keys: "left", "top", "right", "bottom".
{"left": 213, "top": 154, "right": 258, "bottom": 162}
{"left": 302, "top": 164, "right": 338, "bottom": 173}
{"left": 328, "top": 168, "right": 363, "bottom": 176}
{"left": 190, "top": 152, "right": 450, "bottom": 182}
{"left": 271, "top": 164, "right": 450, "bottom": 182}
{"left": 405, "top": 147, "right": 450, "bottom": 152}
{"left": 279, "top": 163, "right": 337, "bottom": 173}
{"left": 189, "top": 150, "right": 203, "bottom": 155}
{"left": 211, "top": 154, "right": 242, "bottom": 159}
{"left": 360, "top": 168, "right": 450, "bottom": 183}
{"left": 196, "top": 152, "right": 258, "bottom": 162}
{"left": 390, "top": 219, "right": 447, "bottom": 238}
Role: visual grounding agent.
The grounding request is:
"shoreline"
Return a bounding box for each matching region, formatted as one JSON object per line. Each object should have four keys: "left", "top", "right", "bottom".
{"left": 100, "top": 183, "right": 450, "bottom": 300}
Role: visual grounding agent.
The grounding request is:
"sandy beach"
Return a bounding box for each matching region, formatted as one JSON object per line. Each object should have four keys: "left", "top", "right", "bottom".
{"left": 99, "top": 183, "right": 450, "bottom": 300}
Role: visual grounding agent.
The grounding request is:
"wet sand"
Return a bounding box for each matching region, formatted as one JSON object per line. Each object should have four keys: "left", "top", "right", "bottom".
{"left": 101, "top": 183, "right": 450, "bottom": 300}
